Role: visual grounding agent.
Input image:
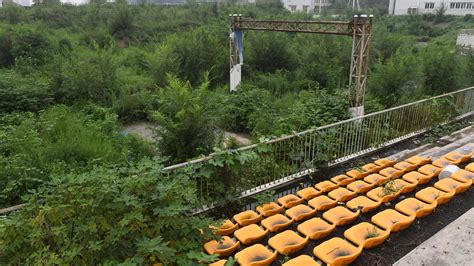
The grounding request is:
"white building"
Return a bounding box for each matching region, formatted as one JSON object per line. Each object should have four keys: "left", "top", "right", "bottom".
{"left": 282, "top": 0, "right": 331, "bottom": 13}
{"left": 389, "top": 0, "right": 474, "bottom": 15}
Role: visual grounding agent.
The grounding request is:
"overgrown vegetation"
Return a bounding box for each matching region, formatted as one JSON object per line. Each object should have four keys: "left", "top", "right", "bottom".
{"left": 0, "top": 1, "right": 473, "bottom": 264}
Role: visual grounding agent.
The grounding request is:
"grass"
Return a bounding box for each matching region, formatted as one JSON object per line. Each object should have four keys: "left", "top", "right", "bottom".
{"left": 365, "top": 226, "right": 380, "bottom": 239}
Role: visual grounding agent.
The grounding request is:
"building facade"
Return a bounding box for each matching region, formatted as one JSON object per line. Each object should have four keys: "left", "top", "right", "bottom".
{"left": 388, "top": 0, "right": 474, "bottom": 15}
{"left": 282, "top": 0, "right": 331, "bottom": 13}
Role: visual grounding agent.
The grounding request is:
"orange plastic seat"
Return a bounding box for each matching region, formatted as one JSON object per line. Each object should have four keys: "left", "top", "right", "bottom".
{"left": 371, "top": 209, "right": 415, "bottom": 232}
{"left": 406, "top": 155, "right": 431, "bottom": 166}
{"left": 322, "top": 206, "right": 360, "bottom": 226}
{"left": 209, "top": 259, "right": 227, "bottom": 266}
{"left": 346, "top": 169, "right": 369, "bottom": 179}
{"left": 415, "top": 187, "right": 455, "bottom": 205}
{"left": 364, "top": 173, "right": 390, "bottom": 186}
{"left": 466, "top": 163, "right": 474, "bottom": 172}
{"left": 366, "top": 186, "right": 400, "bottom": 203}
{"left": 277, "top": 194, "right": 304, "bottom": 208}
{"left": 285, "top": 204, "right": 316, "bottom": 222}
{"left": 235, "top": 244, "right": 277, "bottom": 266}
{"left": 443, "top": 151, "right": 472, "bottom": 164}
{"left": 234, "top": 210, "right": 262, "bottom": 226}
{"left": 297, "top": 217, "right": 336, "bottom": 240}
{"left": 432, "top": 158, "right": 453, "bottom": 168}
{"left": 331, "top": 174, "right": 355, "bottom": 186}
{"left": 434, "top": 178, "right": 471, "bottom": 194}
{"left": 395, "top": 198, "right": 437, "bottom": 218}
{"left": 344, "top": 222, "right": 390, "bottom": 248}
{"left": 261, "top": 214, "right": 293, "bottom": 233}
{"left": 297, "top": 187, "right": 322, "bottom": 200}
{"left": 256, "top": 202, "right": 284, "bottom": 217}
{"left": 392, "top": 179, "right": 417, "bottom": 194}
{"left": 314, "top": 180, "right": 339, "bottom": 192}
{"left": 308, "top": 195, "right": 337, "bottom": 211}
{"left": 451, "top": 169, "right": 474, "bottom": 184}
{"left": 234, "top": 224, "right": 268, "bottom": 245}
{"left": 361, "top": 163, "right": 383, "bottom": 174}
{"left": 282, "top": 255, "right": 321, "bottom": 266}
{"left": 211, "top": 219, "right": 239, "bottom": 236}
{"left": 328, "top": 187, "right": 357, "bottom": 202}
{"left": 402, "top": 171, "right": 432, "bottom": 185}
{"left": 313, "top": 237, "right": 362, "bottom": 265}
{"left": 204, "top": 236, "right": 240, "bottom": 257}
{"left": 418, "top": 164, "right": 442, "bottom": 177}
{"left": 393, "top": 161, "right": 417, "bottom": 172}
{"left": 379, "top": 167, "right": 404, "bottom": 179}
{"left": 374, "top": 158, "right": 396, "bottom": 168}
{"left": 268, "top": 230, "right": 308, "bottom": 255}
{"left": 347, "top": 180, "right": 374, "bottom": 193}
{"left": 346, "top": 196, "right": 381, "bottom": 213}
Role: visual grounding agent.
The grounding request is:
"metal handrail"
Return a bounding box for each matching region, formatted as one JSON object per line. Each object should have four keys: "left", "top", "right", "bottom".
{"left": 164, "top": 86, "right": 474, "bottom": 171}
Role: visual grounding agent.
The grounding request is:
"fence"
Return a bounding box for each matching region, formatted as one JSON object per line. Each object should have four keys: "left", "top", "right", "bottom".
{"left": 163, "top": 87, "right": 474, "bottom": 203}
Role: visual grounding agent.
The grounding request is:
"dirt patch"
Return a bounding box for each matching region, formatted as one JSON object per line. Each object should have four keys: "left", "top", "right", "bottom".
{"left": 123, "top": 121, "right": 159, "bottom": 143}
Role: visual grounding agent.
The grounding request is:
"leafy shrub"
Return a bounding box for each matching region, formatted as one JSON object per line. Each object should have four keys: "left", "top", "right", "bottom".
{"left": 152, "top": 75, "right": 219, "bottom": 163}
{"left": 0, "top": 105, "right": 154, "bottom": 207}
{"left": 0, "top": 158, "right": 218, "bottom": 265}
{"left": 12, "top": 27, "right": 52, "bottom": 67}
{"left": 0, "top": 71, "right": 53, "bottom": 113}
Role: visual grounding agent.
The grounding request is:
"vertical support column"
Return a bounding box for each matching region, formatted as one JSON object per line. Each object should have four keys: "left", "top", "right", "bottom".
{"left": 348, "top": 15, "right": 373, "bottom": 117}
{"left": 229, "top": 14, "right": 243, "bottom": 92}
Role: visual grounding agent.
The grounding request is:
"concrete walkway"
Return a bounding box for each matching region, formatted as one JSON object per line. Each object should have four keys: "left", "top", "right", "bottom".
{"left": 394, "top": 208, "right": 474, "bottom": 266}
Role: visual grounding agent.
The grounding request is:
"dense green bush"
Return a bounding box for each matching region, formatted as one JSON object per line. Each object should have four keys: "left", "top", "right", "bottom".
{"left": 0, "top": 158, "right": 218, "bottom": 265}
{"left": 0, "top": 105, "right": 154, "bottom": 207}
{"left": 0, "top": 71, "right": 53, "bottom": 112}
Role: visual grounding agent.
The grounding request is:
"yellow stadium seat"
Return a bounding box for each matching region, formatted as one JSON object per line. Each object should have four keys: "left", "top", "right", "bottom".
{"left": 418, "top": 164, "right": 442, "bottom": 177}
{"left": 308, "top": 195, "right": 337, "bottom": 211}
{"left": 443, "top": 151, "right": 472, "bottom": 164}
{"left": 277, "top": 194, "right": 304, "bottom": 208}
{"left": 432, "top": 158, "right": 453, "bottom": 168}
{"left": 282, "top": 255, "right": 321, "bottom": 266}
{"left": 297, "top": 217, "right": 336, "bottom": 240}
{"left": 451, "top": 169, "right": 474, "bottom": 185}
{"left": 235, "top": 244, "right": 277, "bottom": 266}
{"left": 434, "top": 178, "right": 471, "bottom": 194}
{"left": 297, "top": 187, "right": 322, "bottom": 200}
{"left": 285, "top": 204, "right": 317, "bottom": 222}
{"left": 374, "top": 158, "right": 397, "bottom": 168}
{"left": 211, "top": 219, "right": 239, "bottom": 236}
{"left": 313, "top": 237, "right": 362, "bottom": 265}
{"left": 366, "top": 186, "right": 400, "bottom": 203}
{"left": 204, "top": 236, "right": 240, "bottom": 257}
{"left": 261, "top": 214, "right": 293, "bottom": 233}
{"left": 234, "top": 224, "right": 268, "bottom": 245}
{"left": 234, "top": 210, "right": 262, "bottom": 226}
{"left": 331, "top": 174, "right": 355, "bottom": 186}
{"left": 371, "top": 209, "right": 415, "bottom": 232}
{"left": 322, "top": 206, "right": 360, "bottom": 226}
{"left": 361, "top": 163, "right": 383, "bottom": 174}
{"left": 346, "top": 169, "right": 369, "bottom": 179}
{"left": 363, "top": 173, "right": 390, "bottom": 186}
{"left": 393, "top": 161, "right": 417, "bottom": 172}
{"left": 392, "top": 179, "right": 417, "bottom": 194}
{"left": 315, "top": 180, "right": 339, "bottom": 192}
{"left": 466, "top": 162, "right": 474, "bottom": 172}
{"left": 346, "top": 196, "right": 381, "bottom": 213}
{"left": 347, "top": 180, "right": 375, "bottom": 193}
{"left": 209, "top": 259, "right": 227, "bottom": 266}
{"left": 268, "top": 230, "right": 309, "bottom": 255}
{"left": 344, "top": 222, "right": 390, "bottom": 249}
{"left": 402, "top": 171, "right": 432, "bottom": 185}
{"left": 395, "top": 198, "right": 437, "bottom": 218}
{"left": 406, "top": 155, "right": 432, "bottom": 166}
{"left": 328, "top": 187, "right": 357, "bottom": 202}
{"left": 415, "top": 187, "right": 455, "bottom": 205}
{"left": 256, "top": 202, "right": 284, "bottom": 217}
{"left": 379, "top": 167, "right": 404, "bottom": 179}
